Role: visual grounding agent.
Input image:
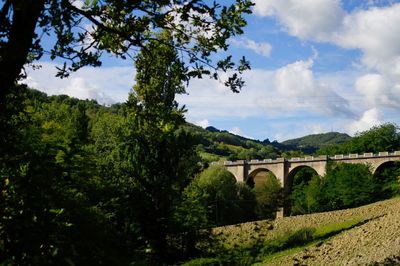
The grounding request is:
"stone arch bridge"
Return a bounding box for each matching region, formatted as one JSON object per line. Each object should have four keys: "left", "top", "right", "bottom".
{"left": 213, "top": 151, "right": 400, "bottom": 216}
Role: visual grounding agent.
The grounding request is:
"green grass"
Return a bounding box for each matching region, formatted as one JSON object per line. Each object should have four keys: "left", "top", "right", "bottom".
{"left": 313, "top": 217, "right": 364, "bottom": 239}
{"left": 255, "top": 242, "right": 317, "bottom": 265}
{"left": 198, "top": 151, "right": 225, "bottom": 163}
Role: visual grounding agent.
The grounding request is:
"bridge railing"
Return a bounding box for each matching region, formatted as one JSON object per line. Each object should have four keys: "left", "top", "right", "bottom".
{"left": 211, "top": 151, "right": 400, "bottom": 166}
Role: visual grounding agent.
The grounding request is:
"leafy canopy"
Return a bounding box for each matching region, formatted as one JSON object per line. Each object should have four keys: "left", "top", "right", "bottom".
{"left": 0, "top": 0, "right": 253, "bottom": 102}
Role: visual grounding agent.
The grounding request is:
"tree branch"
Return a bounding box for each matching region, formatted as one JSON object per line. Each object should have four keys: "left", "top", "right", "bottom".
{"left": 63, "top": 0, "right": 143, "bottom": 48}
{"left": 0, "top": 0, "right": 12, "bottom": 21}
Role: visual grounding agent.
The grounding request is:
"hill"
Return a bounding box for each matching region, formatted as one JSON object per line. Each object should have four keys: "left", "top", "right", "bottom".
{"left": 23, "top": 88, "right": 353, "bottom": 163}
{"left": 185, "top": 124, "right": 352, "bottom": 163}
{"left": 183, "top": 123, "right": 280, "bottom": 163}
{"left": 281, "top": 132, "right": 351, "bottom": 153}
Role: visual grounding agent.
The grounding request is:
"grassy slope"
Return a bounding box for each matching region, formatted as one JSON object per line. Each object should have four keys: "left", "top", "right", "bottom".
{"left": 212, "top": 197, "right": 400, "bottom": 265}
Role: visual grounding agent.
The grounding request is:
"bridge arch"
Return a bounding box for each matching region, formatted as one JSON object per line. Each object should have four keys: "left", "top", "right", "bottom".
{"left": 286, "top": 166, "right": 321, "bottom": 216}
{"left": 373, "top": 161, "right": 400, "bottom": 176}
{"left": 247, "top": 168, "right": 279, "bottom": 188}
{"left": 287, "top": 165, "right": 323, "bottom": 183}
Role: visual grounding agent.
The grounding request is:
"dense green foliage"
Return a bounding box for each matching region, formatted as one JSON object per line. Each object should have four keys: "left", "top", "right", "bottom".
{"left": 184, "top": 165, "right": 256, "bottom": 226}
{"left": 289, "top": 163, "right": 387, "bottom": 216}
{"left": 0, "top": 86, "right": 130, "bottom": 264}
{"left": 322, "top": 163, "right": 377, "bottom": 210}
{"left": 286, "top": 124, "right": 400, "bottom": 216}
{"left": 0, "top": 0, "right": 257, "bottom": 264}
{"left": 317, "top": 123, "right": 400, "bottom": 155}
{"left": 289, "top": 168, "right": 321, "bottom": 215}
{"left": 1, "top": 30, "right": 244, "bottom": 264}
{"left": 254, "top": 173, "right": 282, "bottom": 219}
{"left": 374, "top": 162, "right": 400, "bottom": 198}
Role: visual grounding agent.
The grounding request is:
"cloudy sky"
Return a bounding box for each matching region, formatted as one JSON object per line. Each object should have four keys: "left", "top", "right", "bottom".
{"left": 24, "top": 0, "right": 400, "bottom": 141}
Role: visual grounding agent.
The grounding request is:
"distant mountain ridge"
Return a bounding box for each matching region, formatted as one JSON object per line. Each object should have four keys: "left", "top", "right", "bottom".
{"left": 185, "top": 124, "right": 352, "bottom": 163}
{"left": 281, "top": 132, "right": 351, "bottom": 153}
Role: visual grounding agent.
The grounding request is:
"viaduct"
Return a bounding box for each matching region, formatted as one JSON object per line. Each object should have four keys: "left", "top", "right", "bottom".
{"left": 213, "top": 151, "right": 400, "bottom": 216}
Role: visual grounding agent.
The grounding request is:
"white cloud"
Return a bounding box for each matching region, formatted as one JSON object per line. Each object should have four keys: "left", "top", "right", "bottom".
{"left": 346, "top": 108, "right": 383, "bottom": 134}
{"left": 254, "top": 2, "right": 400, "bottom": 80}
{"left": 230, "top": 38, "right": 272, "bottom": 58}
{"left": 23, "top": 62, "right": 134, "bottom": 105}
{"left": 229, "top": 127, "right": 243, "bottom": 135}
{"left": 253, "top": 0, "right": 345, "bottom": 41}
{"left": 229, "top": 127, "right": 254, "bottom": 139}
{"left": 354, "top": 73, "right": 399, "bottom": 108}
{"left": 195, "top": 119, "right": 210, "bottom": 128}
{"left": 253, "top": 1, "right": 400, "bottom": 125}
{"left": 273, "top": 58, "right": 355, "bottom": 118}
{"left": 185, "top": 59, "right": 350, "bottom": 119}
{"left": 334, "top": 4, "right": 400, "bottom": 75}
{"left": 178, "top": 69, "right": 277, "bottom": 120}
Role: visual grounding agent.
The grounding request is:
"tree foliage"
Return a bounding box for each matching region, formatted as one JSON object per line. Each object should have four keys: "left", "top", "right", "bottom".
{"left": 254, "top": 172, "right": 282, "bottom": 220}
{"left": 289, "top": 167, "right": 320, "bottom": 215}
{"left": 317, "top": 123, "right": 400, "bottom": 155}
{"left": 289, "top": 163, "right": 378, "bottom": 215}
{"left": 0, "top": 0, "right": 256, "bottom": 263}
{"left": 0, "top": 0, "right": 253, "bottom": 110}
{"left": 185, "top": 165, "right": 256, "bottom": 226}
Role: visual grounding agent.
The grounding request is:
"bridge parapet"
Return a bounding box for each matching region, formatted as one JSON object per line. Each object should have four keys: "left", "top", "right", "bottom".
{"left": 288, "top": 155, "right": 327, "bottom": 162}
{"left": 330, "top": 151, "right": 400, "bottom": 161}
{"left": 212, "top": 151, "right": 400, "bottom": 166}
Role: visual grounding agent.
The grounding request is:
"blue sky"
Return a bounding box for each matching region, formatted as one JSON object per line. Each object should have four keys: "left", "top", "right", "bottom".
{"left": 25, "top": 0, "right": 400, "bottom": 141}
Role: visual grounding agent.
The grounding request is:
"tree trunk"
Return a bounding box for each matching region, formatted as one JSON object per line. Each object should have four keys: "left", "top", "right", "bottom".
{"left": 0, "top": 0, "right": 45, "bottom": 112}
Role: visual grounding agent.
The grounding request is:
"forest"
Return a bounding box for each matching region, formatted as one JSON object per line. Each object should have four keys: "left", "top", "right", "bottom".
{"left": 2, "top": 84, "right": 400, "bottom": 264}
{"left": 1, "top": 1, "right": 400, "bottom": 265}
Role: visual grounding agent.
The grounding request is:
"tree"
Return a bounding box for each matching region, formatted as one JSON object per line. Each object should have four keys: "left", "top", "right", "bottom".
{"left": 0, "top": 0, "right": 253, "bottom": 111}
{"left": 374, "top": 162, "right": 400, "bottom": 198}
{"left": 323, "top": 163, "right": 376, "bottom": 210}
{"left": 317, "top": 123, "right": 400, "bottom": 155}
{"left": 97, "top": 32, "right": 202, "bottom": 263}
{"left": 187, "top": 165, "right": 238, "bottom": 226}
{"left": 289, "top": 168, "right": 320, "bottom": 215}
{"left": 254, "top": 172, "right": 282, "bottom": 220}
{"left": 0, "top": 88, "right": 130, "bottom": 264}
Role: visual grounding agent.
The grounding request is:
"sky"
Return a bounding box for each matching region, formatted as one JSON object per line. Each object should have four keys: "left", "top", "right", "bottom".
{"left": 24, "top": 0, "right": 400, "bottom": 141}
